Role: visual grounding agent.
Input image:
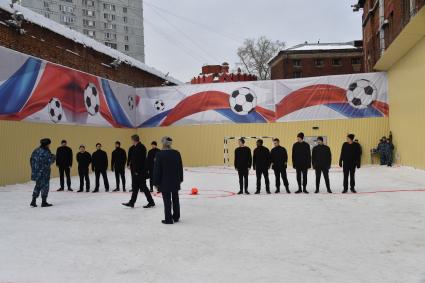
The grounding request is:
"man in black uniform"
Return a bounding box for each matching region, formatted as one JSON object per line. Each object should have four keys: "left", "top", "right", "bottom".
{"left": 146, "top": 141, "right": 160, "bottom": 192}
{"left": 92, "top": 143, "right": 109, "bottom": 193}
{"left": 253, "top": 139, "right": 271, "bottom": 194}
{"left": 56, "top": 140, "right": 73, "bottom": 191}
{"left": 153, "top": 137, "right": 183, "bottom": 224}
{"left": 339, "top": 134, "right": 361, "bottom": 193}
{"left": 76, "top": 145, "right": 91, "bottom": 192}
{"left": 312, "top": 137, "right": 332, "bottom": 194}
{"left": 292, "top": 132, "right": 311, "bottom": 194}
{"left": 234, "top": 138, "right": 252, "bottom": 195}
{"left": 270, "top": 138, "right": 290, "bottom": 194}
{"left": 111, "top": 141, "right": 127, "bottom": 192}
{"left": 122, "top": 135, "right": 155, "bottom": 208}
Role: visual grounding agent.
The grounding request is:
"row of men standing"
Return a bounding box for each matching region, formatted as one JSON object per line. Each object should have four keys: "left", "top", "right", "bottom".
{"left": 55, "top": 140, "right": 160, "bottom": 193}
{"left": 234, "top": 133, "right": 362, "bottom": 194}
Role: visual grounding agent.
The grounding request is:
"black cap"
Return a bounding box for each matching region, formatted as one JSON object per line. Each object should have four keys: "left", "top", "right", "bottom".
{"left": 40, "top": 138, "right": 51, "bottom": 147}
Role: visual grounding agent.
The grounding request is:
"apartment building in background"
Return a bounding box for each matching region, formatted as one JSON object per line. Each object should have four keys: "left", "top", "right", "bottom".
{"left": 20, "top": 0, "right": 145, "bottom": 62}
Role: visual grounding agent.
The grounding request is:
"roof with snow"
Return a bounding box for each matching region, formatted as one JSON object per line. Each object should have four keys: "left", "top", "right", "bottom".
{"left": 269, "top": 41, "right": 362, "bottom": 65}
{"left": 0, "top": 0, "right": 182, "bottom": 85}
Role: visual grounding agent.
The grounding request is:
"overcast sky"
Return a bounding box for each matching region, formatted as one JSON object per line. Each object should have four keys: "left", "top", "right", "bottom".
{"left": 143, "top": 0, "right": 363, "bottom": 83}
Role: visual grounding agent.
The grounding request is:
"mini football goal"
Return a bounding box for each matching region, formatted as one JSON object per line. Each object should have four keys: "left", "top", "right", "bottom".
{"left": 223, "top": 136, "right": 274, "bottom": 167}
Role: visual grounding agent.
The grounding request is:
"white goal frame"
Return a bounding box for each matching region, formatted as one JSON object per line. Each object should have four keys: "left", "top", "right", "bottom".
{"left": 223, "top": 136, "right": 274, "bottom": 167}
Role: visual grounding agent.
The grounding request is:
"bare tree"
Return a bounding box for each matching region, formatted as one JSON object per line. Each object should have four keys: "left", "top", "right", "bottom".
{"left": 237, "top": 36, "right": 285, "bottom": 80}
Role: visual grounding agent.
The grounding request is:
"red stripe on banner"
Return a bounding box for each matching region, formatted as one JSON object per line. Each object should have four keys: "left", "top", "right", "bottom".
{"left": 161, "top": 91, "right": 230, "bottom": 126}
{"left": 372, "top": 100, "right": 389, "bottom": 116}
{"left": 275, "top": 84, "right": 347, "bottom": 119}
{"left": 256, "top": 106, "right": 276, "bottom": 122}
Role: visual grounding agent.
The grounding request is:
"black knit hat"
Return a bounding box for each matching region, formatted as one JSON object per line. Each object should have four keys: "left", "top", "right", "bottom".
{"left": 40, "top": 138, "right": 51, "bottom": 147}
{"left": 297, "top": 132, "right": 304, "bottom": 139}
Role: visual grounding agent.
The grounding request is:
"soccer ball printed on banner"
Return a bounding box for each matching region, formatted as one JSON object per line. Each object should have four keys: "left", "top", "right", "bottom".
{"left": 346, "top": 79, "right": 378, "bottom": 109}
{"left": 47, "top": 98, "right": 63, "bottom": 123}
{"left": 84, "top": 83, "right": 100, "bottom": 116}
{"left": 154, "top": 100, "right": 165, "bottom": 112}
{"left": 229, "top": 87, "right": 257, "bottom": 115}
{"left": 128, "top": 95, "right": 135, "bottom": 111}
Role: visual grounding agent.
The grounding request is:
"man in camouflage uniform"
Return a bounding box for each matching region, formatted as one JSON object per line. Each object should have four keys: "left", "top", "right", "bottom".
{"left": 30, "top": 138, "right": 56, "bottom": 208}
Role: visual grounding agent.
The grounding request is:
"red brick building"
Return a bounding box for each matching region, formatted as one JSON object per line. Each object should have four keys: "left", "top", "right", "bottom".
{"left": 353, "top": 0, "right": 425, "bottom": 72}
{"left": 0, "top": 2, "right": 180, "bottom": 87}
{"left": 269, "top": 41, "right": 364, "bottom": 80}
{"left": 191, "top": 63, "right": 257, "bottom": 84}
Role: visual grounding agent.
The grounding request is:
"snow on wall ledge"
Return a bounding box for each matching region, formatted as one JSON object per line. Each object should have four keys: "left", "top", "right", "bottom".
{"left": 0, "top": 45, "right": 389, "bottom": 128}
{"left": 0, "top": 0, "right": 181, "bottom": 85}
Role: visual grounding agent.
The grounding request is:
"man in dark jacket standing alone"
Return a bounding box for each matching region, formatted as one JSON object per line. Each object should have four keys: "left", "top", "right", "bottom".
{"left": 339, "top": 134, "right": 361, "bottom": 193}
{"left": 270, "top": 138, "right": 290, "bottom": 194}
{"left": 76, "top": 145, "right": 91, "bottom": 192}
{"left": 253, "top": 139, "right": 271, "bottom": 194}
{"left": 312, "top": 137, "right": 332, "bottom": 194}
{"left": 234, "top": 138, "right": 252, "bottom": 195}
{"left": 292, "top": 133, "right": 311, "bottom": 194}
{"left": 56, "top": 140, "right": 73, "bottom": 192}
{"left": 146, "top": 141, "right": 160, "bottom": 192}
{"left": 111, "top": 141, "right": 127, "bottom": 192}
{"left": 154, "top": 137, "right": 183, "bottom": 225}
{"left": 122, "top": 135, "right": 155, "bottom": 208}
{"left": 92, "top": 143, "right": 109, "bottom": 193}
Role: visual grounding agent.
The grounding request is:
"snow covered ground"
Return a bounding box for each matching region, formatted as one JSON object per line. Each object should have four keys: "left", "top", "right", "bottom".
{"left": 1, "top": 166, "right": 425, "bottom": 283}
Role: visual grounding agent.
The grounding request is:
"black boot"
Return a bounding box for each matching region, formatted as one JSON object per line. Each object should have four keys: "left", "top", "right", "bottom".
{"left": 122, "top": 202, "right": 134, "bottom": 208}
{"left": 68, "top": 188, "right": 73, "bottom": 192}
{"left": 41, "top": 198, "right": 53, "bottom": 207}
{"left": 255, "top": 189, "right": 260, "bottom": 194}
{"left": 143, "top": 203, "right": 155, "bottom": 208}
{"left": 342, "top": 189, "right": 348, "bottom": 194}
{"left": 303, "top": 187, "right": 309, "bottom": 194}
{"left": 123, "top": 188, "right": 126, "bottom": 192}
{"left": 77, "top": 188, "right": 84, "bottom": 193}
{"left": 315, "top": 188, "right": 320, "bottom": 194}
{"left": 266, "top": 189, "right": 271, "bottom": 194}
{"left": 275, "top": 187, "right": 280, "bottom": 194}
{"left": 30, "top": 197, "right": 37, "bottom": 207}
{"left": 92, "top": 189, "right": 99, "bottom": 193}
{"left": 57, "top": 188, "right": 64, "bottom": 192}
{"left": 295, "top": 187, "right": 302, "bottom": 194}
{"left": 350, "top": 188, "right": 357, "bottom": 193}
{"left": 285, "top": 186, "right": 291, "bottom": 194}
{"left": 113, "top": 188, "right": 120, "bottom": 192}
{"left": 244, "top": 189, "right": 250, "bottom": 195}
{"left": 237, "top": 190, "right": 243, "bottom": 195}
{"left": 86, "top": 188, "right": 90, "bottom": 193}
{"left": 327, "top": 189, "right": 333, "bottom": 193}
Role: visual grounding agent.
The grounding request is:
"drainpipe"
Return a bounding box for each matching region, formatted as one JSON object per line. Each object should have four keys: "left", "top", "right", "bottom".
{"left": 410, "top": 0, "right": 415, "bottom": 17}
{"left": 379, "top": 0, "right": 385, "bottom": 56}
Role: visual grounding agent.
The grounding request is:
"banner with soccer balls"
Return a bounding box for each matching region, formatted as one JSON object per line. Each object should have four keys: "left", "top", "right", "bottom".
{"left": 0, "top": 46, "right": 388, "bottom": 128}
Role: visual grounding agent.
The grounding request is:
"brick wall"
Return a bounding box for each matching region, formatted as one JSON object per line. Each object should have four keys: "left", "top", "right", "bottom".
{"left": 270, "top": 50, "right": 364, "bottom": 80}
{"left": 0, "top": 10, "right": 167, "bottom": 88}
{"left": 361, "top": 0, "right": 425, "bottom": 71}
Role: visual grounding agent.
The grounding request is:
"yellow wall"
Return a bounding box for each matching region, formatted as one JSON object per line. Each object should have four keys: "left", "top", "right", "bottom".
{"left": 387, "top": 37, "right": 425, "bottom": 169}
{"left": 139, "top": 117, "right": 389, "bottom": 168}
{"left": 0, "top": 120, "right": 136, "bottom": 186}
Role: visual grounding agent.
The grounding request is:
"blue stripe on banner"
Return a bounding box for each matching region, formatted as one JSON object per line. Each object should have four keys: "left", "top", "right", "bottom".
{"left": 139, "top": 110, "right": 172, "bottom": 128}
{"left": 214, "top": 109, "right": 267, "bottom": 123}
{"left": 101, "top": 79, "right": 134, "bottom": 128}
{"left": 0, "top": 58, "right": 42, "bottom": 115}
{"left": 326, "top": 103, "right": 384, "bottom": 118}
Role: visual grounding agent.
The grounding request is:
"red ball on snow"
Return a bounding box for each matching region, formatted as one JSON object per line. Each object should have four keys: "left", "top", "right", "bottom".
{"left": 191, "top": 188, "right": 199, "bottom": 195}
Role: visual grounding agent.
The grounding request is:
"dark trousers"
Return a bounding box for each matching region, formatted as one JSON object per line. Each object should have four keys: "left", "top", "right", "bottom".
{"left": 162, "top": 191, "right": 180, "bottom": 223}
{"left": 59, "top": 166, "right": 71, "bottom": 189}
{"left": 95, "top": 170, "right": 109, "bottom": 191}
{"left": 130, "top": 173, "right": 154, "bottom": 205}
{"left": 237, "top": 169, "right": 249, "bottom": 192}
{"left": 315, "top": 168, "right": 330, "bottom": 192}
{"left": 256, "top": 168, "right": 270, "bottom": 191}
{"left": 296, "top": 168, "right": 308, "bottom": 189}
{"left": 114, "top": 168, "right": 126, "bottom": 189}
{"left": 343, "top": 166, "right": 356, "bottom": 191}
{"left": 79, "top": 170, "right": 90, "bottom": 190}
{"left": 274, "top": 168, "right": 289, "bottom": 189}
